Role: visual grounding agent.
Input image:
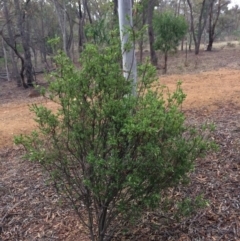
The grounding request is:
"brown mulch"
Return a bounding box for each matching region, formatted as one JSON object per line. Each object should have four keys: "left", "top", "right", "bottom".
{"left": 0, "top": 103, "right": 239, "bottom": 241}
{"left": 118, "top": 103, "right": 240, "bottom": 240}
{"left": 0, "top": 148, "right": 89, "bottom": 241}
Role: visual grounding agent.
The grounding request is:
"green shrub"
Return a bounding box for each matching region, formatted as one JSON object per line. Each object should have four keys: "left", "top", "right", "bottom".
{"left": 15, "top": 38, "right": 215, "bottom": 241}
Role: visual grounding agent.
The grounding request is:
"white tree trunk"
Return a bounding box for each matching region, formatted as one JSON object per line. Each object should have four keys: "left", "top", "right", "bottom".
{"left": 52, "top": 0, "right": 67, "bottom": 55}
{"left": 118, "top": 0, "right": 137, "bottom": 95}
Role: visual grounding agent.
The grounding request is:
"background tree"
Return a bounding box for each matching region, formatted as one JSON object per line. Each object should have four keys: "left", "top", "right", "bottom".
{"left": 147, "top": 0, "right": 158, "bottom": 66}
{"left": 207, "top": 0, "right": 230, "bottom": 51}
{"left": 1, "top": 0, "right": 35, "bottom": 87}
{"left": 187, "top": 0, "right": 213, "bottom": 54}
{"left": 0, "top": 0, "right": 240, "bottom": 88}
{"left": 154, "top": 11, "right": 188, "bottom": 73}
{"left": 211, "top": 1, "right": 238, "bottom": 40}
{"left": 76, "top": 0, "right": 86, "bottom": 53}
{"left": 50, "top": 0, "right": 75, "bottom": 58}
{"left": 14, "top": 0, "right": 35, "bottom": 87}
{"left": 2, "top": 0, "right": 22, "bottom": 86}
{"left": 133, "top": 0, "right": 148, "bottom": 63}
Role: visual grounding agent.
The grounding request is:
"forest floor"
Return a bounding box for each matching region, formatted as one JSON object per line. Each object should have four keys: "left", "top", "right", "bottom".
{"left": 0, "top": 45, "right": 240, "bottom": 240}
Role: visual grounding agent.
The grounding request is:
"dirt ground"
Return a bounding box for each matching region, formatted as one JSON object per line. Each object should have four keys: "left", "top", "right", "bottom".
{"left": 1, "top": 69, "right": 240, "bottom": 148}
{"left": 0, "top": 47, "right": 240, "bottom": 240}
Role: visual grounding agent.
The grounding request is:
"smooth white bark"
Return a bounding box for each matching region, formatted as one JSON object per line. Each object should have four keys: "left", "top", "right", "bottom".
{"left": 52, "top": 0, "right": 67, "bottom": 55}
{"left": 118, "top": 0, "right": 137, "bottom": 95}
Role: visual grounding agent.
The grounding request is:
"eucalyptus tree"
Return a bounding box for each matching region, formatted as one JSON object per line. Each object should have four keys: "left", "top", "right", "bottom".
{"left": 31, "top": 0, "right": 60, "bottom": 66}
{"left": 83, "top": 0, "right": 93, "bottom": 23}
{"left": 118, "top": 0, "right": 137, "bottom": 95}
{"left": 1, "top": 0, "right": 22, "bottom": 86}
{"left": 113, "top": 0, "right": 118, "bottom": 16}
{"left": 133, "top": 0, "right": 149, "bottom": 63}
{"left": 207, "top": 0, "right": 230, "bottom": 51}
{"left": 1, "top": 2, "right": 27, "bottom": 87}
{"left": 147, "top": 0, "right": 158, "bottom": 66}
{"left": 209, "top": 4, "right": 240, "bottom": 41}
{"left": 13, "top": 0, "right": 35, "bottom": 87}
{"left": 50, "top": 0, "right": 76, "bottom": 58}
{"left": 51, "top": 0, "right": 68, "bottom": 56}
{"left": 187, "top": 0, "right": 214, "bottom": 54}
{"left": 75, "top": 0, "right": 86, "bottom": 53}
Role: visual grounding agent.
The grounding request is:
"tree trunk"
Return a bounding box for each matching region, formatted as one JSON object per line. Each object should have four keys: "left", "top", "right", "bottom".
{"left": 10, "top": 49, "right": 20, "bottom": 82}
{"left": 1, "top": 32, "right": 27, "bottom": 88}
{"left": 32, "top": 46, "right": 38, "bottom": 69}
{"left": 139, "top": 38, "right": 144, "bottom": 63}
{"left": 147, "top": 0, "right": 158, "bottom": 66}
{"left": 177, "top": 0, "right": 182, "bottom": 16}
{"left": 187, "top": 0, "right": 212, "bottom": 55}
{"left": 164, "top": 52, "right": 167, "bottom": 74}
{"left": 77, "top": 0, "right": 85, "bottom": 53}
{"left": 14, "top": 0, "right": 34, "bottom": 87}
{"left": 67, "top": 15, "right": 74, "bottom": 60}
{"left": 40, "top": 0, "right": 48, "bottom": 66}
{"left": 2, "top": 37, "right": 10, "bottom": 82}
{"left": 2, "top": 0, "right": 22, "bottom": 86}
{"left": 185, "top": 40, "right": 188, "bottom": 65}
{"left": 181, "top": 38, "right": 184, "bottom": 51}
{"left": 118, "top": 0, "right": 137, "bottom": 96}
{"left": 52, "top": 0, "right": 68, "bottom": 56}
{"left": 207, "top": 0, "right": 226, "bottom": 52}
{"left": 83, "top": 0, "right": 92, "bottom": 24}
{"left": 138, "top": 0, "right": 148, "bottom": 63}
{"left": 113, "top": 0, "right": 118, "bottom": 16}
{"left": 188, "top": 32, "right": 192, "bottom": 51}
{"left": 194, "top": 39, "right": 201, "bottom": 55}
{"left": 207, "top": 36, "right": 214, "bottom": 51}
